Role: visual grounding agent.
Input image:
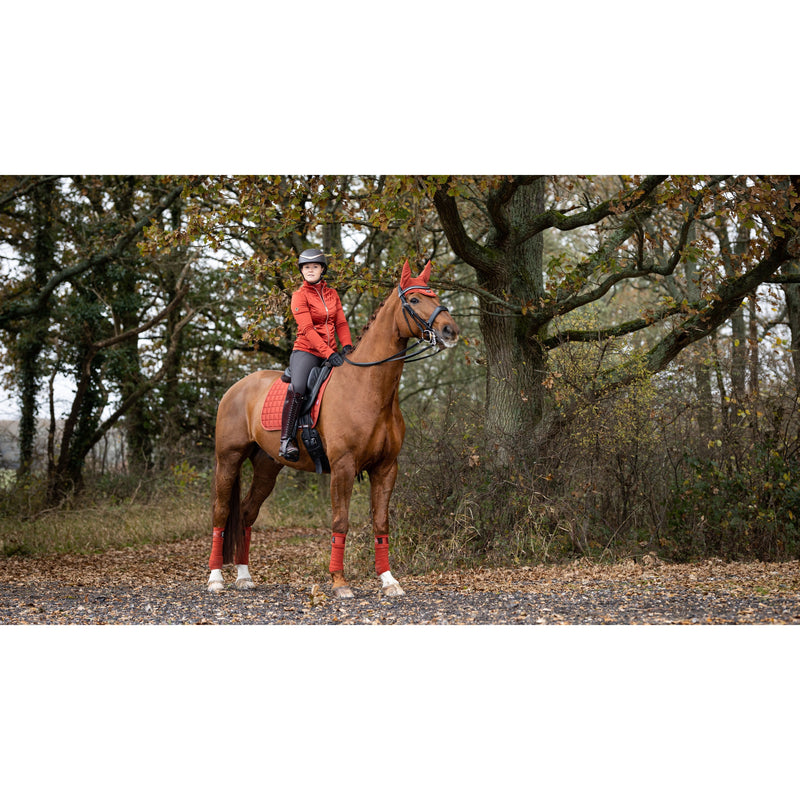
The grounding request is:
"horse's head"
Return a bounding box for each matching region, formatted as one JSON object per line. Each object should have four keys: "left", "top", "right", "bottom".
{"left": 396, "top": 260, "right": 460, "bottom": 349}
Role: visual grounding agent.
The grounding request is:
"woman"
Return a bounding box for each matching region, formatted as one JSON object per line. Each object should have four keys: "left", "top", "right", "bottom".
{"left": 279, "top": 248, "right": 353, "bottom": 461}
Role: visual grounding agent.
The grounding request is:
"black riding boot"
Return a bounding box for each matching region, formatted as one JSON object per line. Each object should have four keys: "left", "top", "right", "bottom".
{"left": 279, "top": 387, "right": 304, "bottom": 461}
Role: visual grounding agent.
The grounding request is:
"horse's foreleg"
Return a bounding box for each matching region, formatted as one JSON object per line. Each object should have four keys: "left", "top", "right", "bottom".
{"left": 370, "top": 460, "right": 404, "bottom": 597}
{"left": 329, "top": 457, "right": 357, "bottom": 598}
{"left": 234, "top": 529, "right": 254, "bottom": 590}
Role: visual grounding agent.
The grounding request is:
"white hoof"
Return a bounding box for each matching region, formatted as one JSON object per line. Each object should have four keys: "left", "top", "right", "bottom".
{"left": 208, "top": 569, "right": 224, "bottom": 593}
{"left": 332, "top": 585, "right": 355, "bottom": 599}
{"left": 380, "top": 570, "right": 405, "bottom": 597}
{"left": 235, "top": 565, "right": 255, "bottom": 590}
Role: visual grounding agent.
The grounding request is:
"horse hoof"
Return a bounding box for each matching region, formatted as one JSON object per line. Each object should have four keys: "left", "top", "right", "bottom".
{"left": 208, "top": 580, "right": 224, "bottom": 593}
{"left": 235, "top": 578, "right": 255, "bottom": 590}
{"left": 332, "top": 586, "right": 354, "bottom": 599}
{"left": 383, "top": 583, "right": 405, "bottom": 597}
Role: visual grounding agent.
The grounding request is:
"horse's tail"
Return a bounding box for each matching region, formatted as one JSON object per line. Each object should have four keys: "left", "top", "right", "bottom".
{"left": 222, "top": 470, "right": 243, "bottom": 565}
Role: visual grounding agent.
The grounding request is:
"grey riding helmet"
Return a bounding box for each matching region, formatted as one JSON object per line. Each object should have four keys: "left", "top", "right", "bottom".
{"left": 298, "top": 248, "right": 328, "bottom": 275}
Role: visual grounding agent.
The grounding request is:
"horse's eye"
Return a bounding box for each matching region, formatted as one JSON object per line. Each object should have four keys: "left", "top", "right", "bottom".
{"left": 410, "top": 297, "right": 420, "bottom": 304}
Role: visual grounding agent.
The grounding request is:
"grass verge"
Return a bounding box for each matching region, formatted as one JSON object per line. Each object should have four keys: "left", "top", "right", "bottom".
{"left": 0, "top": 468, "right": 372, "bottom": 559}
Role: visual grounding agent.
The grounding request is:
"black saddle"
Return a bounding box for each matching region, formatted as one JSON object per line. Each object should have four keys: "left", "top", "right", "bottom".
{"left": 280, "top": 363, "right": 332, "bottom": 417}
{"left": 280, "top": 363, "right": 332, "bottom": 474}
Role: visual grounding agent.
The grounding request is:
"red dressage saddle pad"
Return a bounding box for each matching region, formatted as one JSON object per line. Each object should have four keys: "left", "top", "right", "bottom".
{"left": 260, "top": 374, "right": 332, "bottom": 431}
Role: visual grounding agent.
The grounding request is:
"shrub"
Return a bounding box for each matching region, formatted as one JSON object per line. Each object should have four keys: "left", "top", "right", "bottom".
{"left": 667, "top": 444, "right": 800, "bottom": 560}
{"left": 390, "top": 401, "right": 581, "bottom": 572}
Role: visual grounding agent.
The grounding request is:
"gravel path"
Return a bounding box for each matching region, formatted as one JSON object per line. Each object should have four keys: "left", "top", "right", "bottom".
{"left": 2, "top": 532, "right": 799, "bottom": 624}
{"left": 2, "top": 578, "right": 800, "bottom": 625}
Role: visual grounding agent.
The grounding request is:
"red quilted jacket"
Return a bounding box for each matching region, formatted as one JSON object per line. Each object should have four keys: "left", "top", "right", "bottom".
{"left": 290, "top": 279, "right": 353, "bottom": 358}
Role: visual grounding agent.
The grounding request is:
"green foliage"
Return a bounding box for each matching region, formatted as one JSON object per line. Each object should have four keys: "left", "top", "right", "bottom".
{"left": 667, "top": 444, "right": 800, "bottom": 560}
{"left": 170, "top": 460, "right": 204, "bottom": 492}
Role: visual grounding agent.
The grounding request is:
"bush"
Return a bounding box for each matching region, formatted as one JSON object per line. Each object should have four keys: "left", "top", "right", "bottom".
{"left": 390, "top": 401, "right": 581, "bottom": 572}
{"left": 390, "top": 370, "right": 800, "bottom": 570}
{"left": 667, "top": 444, "right": 800, "bottom": 560}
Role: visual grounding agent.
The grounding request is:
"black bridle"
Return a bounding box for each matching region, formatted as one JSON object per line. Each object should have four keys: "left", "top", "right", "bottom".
{"left": 343, "top": 284, "right": 450, "bottom": 367}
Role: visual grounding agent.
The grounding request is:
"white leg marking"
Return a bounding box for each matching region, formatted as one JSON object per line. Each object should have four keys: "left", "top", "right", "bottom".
{"left": 235, "top": 564, "right": 255, "bottom": 590}
{"left": 208, "top": 568, "right": 224, "bottom": 592}
{"left": 380, "top": 570, "right": 405, "bottom": 597}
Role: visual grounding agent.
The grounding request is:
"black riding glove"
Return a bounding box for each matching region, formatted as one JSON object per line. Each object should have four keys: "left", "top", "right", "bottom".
{"left": 328, "top": 352, "right": 344, "bottom": 367}
{"left": 342, "top": 345, "right": 353, "bottom": 355}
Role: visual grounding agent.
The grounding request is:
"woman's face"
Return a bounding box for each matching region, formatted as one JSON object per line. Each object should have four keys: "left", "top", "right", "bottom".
{"left": 301, "top": 262, "right": 324, "bottom": 283}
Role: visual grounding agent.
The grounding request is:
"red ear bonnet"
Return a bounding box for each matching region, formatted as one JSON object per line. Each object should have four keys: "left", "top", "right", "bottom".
{"left": 420, "top": 260, "right": 432, "bottom": 284}
{"left": 400, "top": 259, "right": 412, "bottom": 288}
{"left": 399, "top": 259, "right": 436, "bottom": 297}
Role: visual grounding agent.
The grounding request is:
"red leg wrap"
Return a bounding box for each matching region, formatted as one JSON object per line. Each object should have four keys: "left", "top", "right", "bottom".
{"left": 375, "top": 535, "right": 390, "bottom": 575}
{"left": 236, "top": 526, "right": 252, "bottom": 566}
{"left": 329, "top": 533, "right": 347, "bottom": 573}
{"left": 209, "top": 527, "right": 225, "bottom": 570}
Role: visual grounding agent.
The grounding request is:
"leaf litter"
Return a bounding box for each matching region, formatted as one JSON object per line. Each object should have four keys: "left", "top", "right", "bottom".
{"left": 1, "top": 528, "right": 799, "bottom": 624}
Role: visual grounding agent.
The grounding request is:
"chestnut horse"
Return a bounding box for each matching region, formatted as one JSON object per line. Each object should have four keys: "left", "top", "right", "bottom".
{"left": 207, "top": 261, "right": 459, "bottom": 597}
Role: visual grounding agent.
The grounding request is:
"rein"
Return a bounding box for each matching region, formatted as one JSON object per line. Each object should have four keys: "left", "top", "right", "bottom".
{"left": 343, "top": 284, "right": 449, "bottom": 368}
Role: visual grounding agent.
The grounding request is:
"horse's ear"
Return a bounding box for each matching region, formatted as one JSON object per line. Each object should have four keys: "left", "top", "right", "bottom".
{"left": 420, "top": 260, "right": 432, "bottom": 284}
{"left": 400, "top": 259, "right": 412, "bottom": 288}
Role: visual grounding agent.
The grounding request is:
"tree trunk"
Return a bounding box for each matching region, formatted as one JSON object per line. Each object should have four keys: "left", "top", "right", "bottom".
{"left": 783, "top": 275, "right": 800, "bottom": 391}
{"left": 747, "top": 294, "right": 760, "bottom": 398}
{"left": 682, "top": 228, "right": 714, "bottom": 444}
{"left": 16, "top": 180, "right": 57, "bottom": 477}
{"left": 479, "top": 180, "right": 547, "bottom": 458}
{"left": 693, "top": 342, "right": 715, "bottom": 448}
{"left": 730, "top": 305, "right": 747, "bottom": 401}
{"left": 158, "top": 271, "right": 186, "bottom": 467}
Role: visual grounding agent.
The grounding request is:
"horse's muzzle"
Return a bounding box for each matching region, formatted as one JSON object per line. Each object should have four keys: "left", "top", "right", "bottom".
{"left": 437, "top": 322, "right": 459, "bottom": 349}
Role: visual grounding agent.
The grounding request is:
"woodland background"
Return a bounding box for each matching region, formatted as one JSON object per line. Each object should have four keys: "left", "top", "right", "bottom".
{"left": 2, "top": 175, "right": 800, "bottom": 566}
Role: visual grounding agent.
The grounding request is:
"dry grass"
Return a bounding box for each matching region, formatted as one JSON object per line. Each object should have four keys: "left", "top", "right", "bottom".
{"left": 0, "top": 493, "right": 210, "bottom": 557}
{"left": 0, "top": 468, "right": 372, "bottom": 559}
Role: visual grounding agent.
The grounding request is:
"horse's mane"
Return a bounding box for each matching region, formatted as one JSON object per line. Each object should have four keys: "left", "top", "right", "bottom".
{"left": 351, "top": 296, "right": 389, "bottom": 352}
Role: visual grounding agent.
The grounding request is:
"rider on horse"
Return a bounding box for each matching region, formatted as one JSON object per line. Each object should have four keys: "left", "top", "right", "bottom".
{"left": 279, "top": 248, "right": 353, "bottom": 461}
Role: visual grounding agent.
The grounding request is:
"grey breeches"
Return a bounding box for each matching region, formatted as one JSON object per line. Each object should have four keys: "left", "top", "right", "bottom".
{"left": 289, "top": 350, "right": 325, "bottom": 395}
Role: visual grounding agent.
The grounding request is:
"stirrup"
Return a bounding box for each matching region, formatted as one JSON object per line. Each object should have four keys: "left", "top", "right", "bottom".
{"left": 279, "top": 437, "right": 300, "bottom": 461}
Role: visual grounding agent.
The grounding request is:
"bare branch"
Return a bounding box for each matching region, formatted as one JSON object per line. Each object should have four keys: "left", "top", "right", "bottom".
{"left": 84, "top": 306, "right": 198, "bottom": 453}
{"left": 541, "top": 307, "right": 684, "bottom": 350}
{"left": 432, "top": 182, "right": 497, "bottom": 276}
{"left": 0, "top": 176, "right": 61, "bottom": 211}
{"left": 511, "top": 175, "right": 668, "bottom": 245}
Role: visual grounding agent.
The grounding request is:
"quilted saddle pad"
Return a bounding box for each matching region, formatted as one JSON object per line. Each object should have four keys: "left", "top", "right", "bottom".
{"left": 260, "top": 374, "right": 332, "bottom": 431}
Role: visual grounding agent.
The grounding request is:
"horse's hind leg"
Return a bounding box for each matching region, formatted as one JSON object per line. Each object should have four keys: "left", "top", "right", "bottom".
{"left": 208, "top": 448, "right": 245, "bottom": 592}
{"left": 235, "top": 447, "right": 283, "bottom": 590}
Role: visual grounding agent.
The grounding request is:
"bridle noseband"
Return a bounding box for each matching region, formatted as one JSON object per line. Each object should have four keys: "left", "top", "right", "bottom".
{"left": 343, "top": 285, "right": 451, "bottom": 367}
{"left": 399, "top": 284, "right": 449, "bottom": 346}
